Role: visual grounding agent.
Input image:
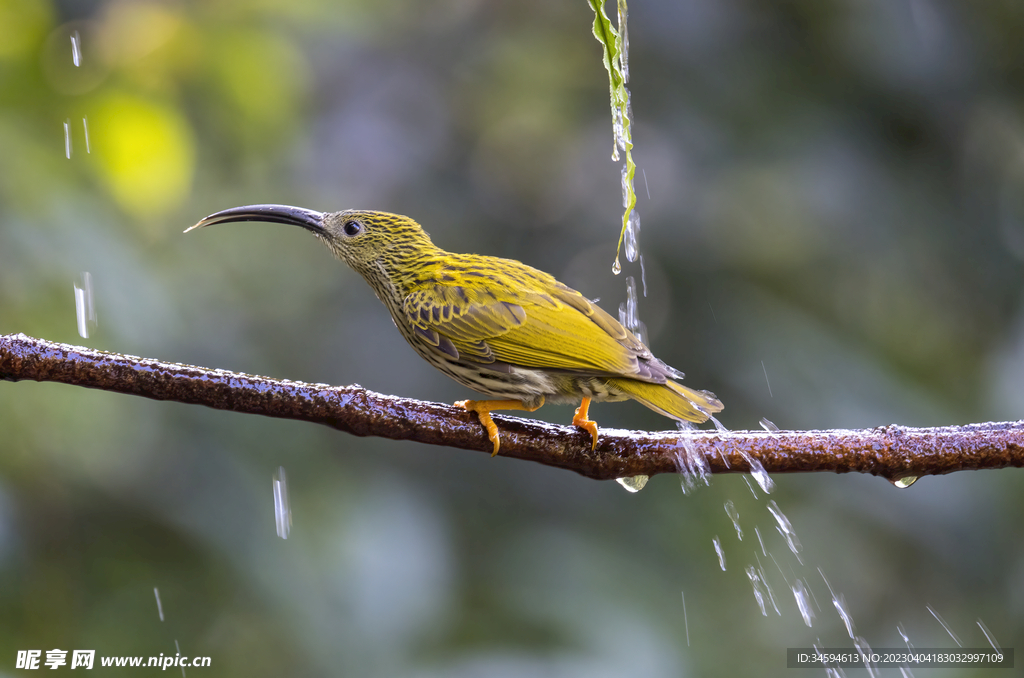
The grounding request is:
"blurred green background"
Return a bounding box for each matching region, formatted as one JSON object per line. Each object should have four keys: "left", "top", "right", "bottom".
{"left": 1, "top": 0, "right": 1023, "bottom": 675}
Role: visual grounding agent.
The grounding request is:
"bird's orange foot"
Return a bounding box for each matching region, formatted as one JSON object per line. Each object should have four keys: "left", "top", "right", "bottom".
{"left": 573, "top": 397, "right": 599, "bottom": 451}
{"left": 456, "top": 397, "right": 545, "bottom": 457}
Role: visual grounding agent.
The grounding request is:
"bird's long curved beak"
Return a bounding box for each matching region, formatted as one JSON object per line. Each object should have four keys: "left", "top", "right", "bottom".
{"left": 185, "top": 204, "right": 326, "bottom": 234}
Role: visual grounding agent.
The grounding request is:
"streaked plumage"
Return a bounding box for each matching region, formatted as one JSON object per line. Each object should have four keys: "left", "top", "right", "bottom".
{"left": 187, "top": 205, "right": 723, "bottom": 454}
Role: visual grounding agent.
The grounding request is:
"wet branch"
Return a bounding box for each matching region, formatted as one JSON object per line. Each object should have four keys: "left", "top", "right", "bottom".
{"left": 2, "top": 333, "right": 1022, "bottom": 482}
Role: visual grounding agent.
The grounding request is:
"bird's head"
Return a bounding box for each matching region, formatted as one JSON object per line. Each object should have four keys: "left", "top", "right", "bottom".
{"left": 186, "top": 204, "right": 436, "bottom": 272}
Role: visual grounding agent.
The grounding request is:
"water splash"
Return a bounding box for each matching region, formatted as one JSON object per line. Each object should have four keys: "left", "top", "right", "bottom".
{"left": 639, "top": 254, "right": 647, "bottom": 296}
{"left": 612, "top": 105, "right": 630, "bottom": 160}
{"left": 154, "top": 587, "right": 165, "bottom": 622}
{"left": 724, "top": 500, "right": 742, "bottom": 540}
{"left": 740, "top": 451, "right": 774, "bottom": 493}
{"left": 753, "top": 554, "right": 781, "bottom": 615}
{"left": 623, "top": 210, "right": 640, "bottom": 262}
{"left": 273, "top": 466, "right": 292, "bottom": 539}
{"left": 813, "top": 642, "right": 845, "bottom": 677}
{"left": 673, "top": 422, "right": 710, "bottom": 493}
{"left": 767, "top": 500, "right": 802, "bottom": 563}
{"left": 73, "top": 272, "right": 97, "bottom": 338}
{"left": 759, "top": 417, "right": 779, "bottom": 432}
{"left": 793, "top": 578, "right": 814, "bottom": 627}
{"left": 707, "top": 416, "right": 731, "bottom": 468}
{"left": 745, "top": 566, "right": 767, "bottom": 615}
{"left": 712, "top": 536, "right": 726, "bottom": 571}
{"left": 926, "top": 605, "right": 962, "bottom": 646}
{"left": 618, "top": 275, "right": 647, "bottom": 345}
{"left": 620, "top": 162, "right": 630, "bottom": 205}
{"left": 615, "top": 475, "right": 648, "bottom": 492}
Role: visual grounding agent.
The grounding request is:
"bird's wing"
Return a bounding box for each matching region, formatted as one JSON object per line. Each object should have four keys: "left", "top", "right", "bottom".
{"left": 402, "top": 273, "right": 655, "bottom": 378}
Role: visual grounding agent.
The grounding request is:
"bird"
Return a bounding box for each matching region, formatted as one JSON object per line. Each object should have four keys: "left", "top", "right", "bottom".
{"left": 186, "top": 205, "right": 723, "bottom": 455}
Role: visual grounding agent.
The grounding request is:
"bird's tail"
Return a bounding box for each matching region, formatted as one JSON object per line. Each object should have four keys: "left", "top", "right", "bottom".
{"left": 608, "top": 378, "right": 723, "bottom": 424}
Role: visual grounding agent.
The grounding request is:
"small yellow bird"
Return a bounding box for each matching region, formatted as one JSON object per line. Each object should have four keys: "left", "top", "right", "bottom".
{"left": 188, "top": 205, "right": 722, "bottom": 454}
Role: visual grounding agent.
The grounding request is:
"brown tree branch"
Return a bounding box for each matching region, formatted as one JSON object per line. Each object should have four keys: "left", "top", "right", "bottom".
{"left": 2, "top": 333, "right": 1022, "bottom": 482}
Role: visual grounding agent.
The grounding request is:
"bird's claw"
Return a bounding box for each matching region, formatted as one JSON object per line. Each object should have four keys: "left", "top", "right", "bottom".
{"left": 456, "top": 400, "right": 502, "bottom": 456}
{"left": 573, "top": 397, "right": 599, "bottom": 451}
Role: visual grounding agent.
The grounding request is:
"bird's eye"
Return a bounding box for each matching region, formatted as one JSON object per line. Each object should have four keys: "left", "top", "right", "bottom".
{"left": 343, "top": 220, "right": 362, "bottom": 237}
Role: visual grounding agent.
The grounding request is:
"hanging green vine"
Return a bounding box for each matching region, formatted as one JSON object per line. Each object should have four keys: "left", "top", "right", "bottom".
{"left": 588, "top": 0, "right": 637, "bottom": 274}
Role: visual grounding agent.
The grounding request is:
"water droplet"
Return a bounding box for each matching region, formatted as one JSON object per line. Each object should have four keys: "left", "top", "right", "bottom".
{"left": 724, "top": 500, "right": 742, "bottom": 540}
{"left": 624, "top": 210, "right": 640, "bottom": 262}
{"left": 926, "top": 605, "right": 962, "bottom": 646}
{"left": 611, "top": 256, "right": 622, "bottom": 275}
{"left": 745, "top": 566, "right": 767, "bottom": 615}
{"left": 82, "top": 116, "right": 90, "bottom": 154}
{"left": 834, "top": 593, "right": 856, "bottom": 638}
{"left": 273, "top": 466, "right": 292, "bottom": 539}
{"left": 767, "top": 499, "right": 802, "bottom": 563}
{"left": 153, "top": 587, "right": 165, "bottom": 622}
{"left": 681, "top": 591, "right": 690, "bottom": 646}
{"left": 820, "top": 569, "right": 856, "bottom": 638}
{"left": 73, "top": 272, "right": 97, "bottom": 338}
{"left": 977, "top": 618, "right": 1001, "bottom": 651}
{"left": 615, "top": 475, "right": 648, "bottom": 493}
{"left": 755, "top": 559, "right": 781, "bottom": 615}
{"left": 754, "top": 526, "right": 766, "bottom": 556}
{"left": 893, "top": 475, "right": 918, "bottom": 488}
{"left": 759, "top": 417, "right": 779, "bottom": 432}
{"left": 63, "top": 119, "right": 72, "bottom": 159}
{"left": 71, "top": 30, "right": 81, "bottom": 67}
{"left": 897, "top": 622, "right": 911, "bottom": 646}
{"left": 761, "top": 360, "right": 773, "bottom": 397}
{"left": 712, "top": 536, "right": 726, "bottom": 571}
{"left": 639, "top": 253, "right": 647, "bottom": 296}
{"left": 740, "top": 451, "right": 774, "bottom": 494}
{"left": 641, "top": 167, "right": 650, "bottom": 200}
{"left": 793, "top": 579, "right": 814, "bottom": 627}
{"left": 743, "top": 475, "right": 759, "bottom": 498}
{"left": 854, "top": 637, "right": 878, "bottom": 677}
